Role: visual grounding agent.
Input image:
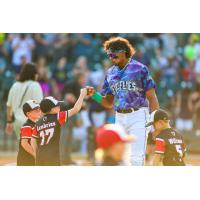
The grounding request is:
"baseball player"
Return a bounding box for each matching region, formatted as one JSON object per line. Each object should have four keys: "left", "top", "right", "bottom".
{"left": 96, "top": 124, "right": 135, "bottom": 166}
{"left": 31, "top": 88, "right": 88, "bottom": 166}
{"left": 88, "top": 37, "right": 159, "bottom": 165}
{"left": 146, "top": 109, "right": 186, "bottom": 166}
{"left": 17, "top": 100, "right": 41, "bottom": 166}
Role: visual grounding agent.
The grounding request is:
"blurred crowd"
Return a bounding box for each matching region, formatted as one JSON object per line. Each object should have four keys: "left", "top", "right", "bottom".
{"left": 1, "top": 33, "right": 200, "bottom": 157}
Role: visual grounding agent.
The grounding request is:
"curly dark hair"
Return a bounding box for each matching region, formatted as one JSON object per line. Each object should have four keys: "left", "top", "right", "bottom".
{"left": 103, "top": 37, "right": 136, "bottom": 58}
{"left": 18, "top": 63, "right": 38, "bottom": 82}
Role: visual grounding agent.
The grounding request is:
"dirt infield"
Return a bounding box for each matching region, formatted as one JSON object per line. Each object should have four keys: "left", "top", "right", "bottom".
{"left": 0, "top": 152, "right": 200, "bottom": 166}
{"left": 0, "top": 156, "right": 16, "bottom": 165}
{"left": 184, "top": 154, "right": 200, "bottom": 166}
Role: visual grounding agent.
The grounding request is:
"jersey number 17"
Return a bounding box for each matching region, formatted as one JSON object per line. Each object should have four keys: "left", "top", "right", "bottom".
{"left": 39, "top": 128, "right": 54, "bottom": 145}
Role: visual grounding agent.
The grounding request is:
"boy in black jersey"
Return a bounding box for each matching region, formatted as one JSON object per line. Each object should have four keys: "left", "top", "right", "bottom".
{"left": 31, "top": 88, "right": 88, "bottom": 166}
{"left": 146, "top": 109, "right": 186, "bottom": 166}
{"left": 17, "top": 100, "right": 41, "bottom": 166}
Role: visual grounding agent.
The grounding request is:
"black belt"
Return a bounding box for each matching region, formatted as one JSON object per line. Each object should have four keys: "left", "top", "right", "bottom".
{"left": 117, "top": 108, "right": 139, "bottom": 113}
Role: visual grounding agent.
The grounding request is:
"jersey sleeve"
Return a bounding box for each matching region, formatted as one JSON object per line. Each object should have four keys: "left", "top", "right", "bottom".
{"left": 32, "top": 127, "right": 39, "bottom": 139}
{"left": 155, "top": 137, "right": 166, "bottom": 154}
{"left": 20, "top": 126, "right": 32, "bottom": 139}
{"left": 101, "top": 76, "right": 113, "bottom": 95}
{"left": 141, "top": 65, "right": 156, "bottom": 92}
{"left": 57, "top": 111, "right": 68, "bottom": 126}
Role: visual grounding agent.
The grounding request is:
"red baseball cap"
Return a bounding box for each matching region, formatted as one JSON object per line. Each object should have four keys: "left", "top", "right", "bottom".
{"left": 96, "top": 124, "right": 135, "bottom": 149}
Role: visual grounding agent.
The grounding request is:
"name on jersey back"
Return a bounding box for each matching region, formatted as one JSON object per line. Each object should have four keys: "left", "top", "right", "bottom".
{"left": 37, "top": 122, "right": 56, "bottom": 131}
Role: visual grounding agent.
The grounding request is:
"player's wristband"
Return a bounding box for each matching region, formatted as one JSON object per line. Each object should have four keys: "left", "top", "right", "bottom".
{"left": 92, "top": 92, "right": 103, "bottom": 104}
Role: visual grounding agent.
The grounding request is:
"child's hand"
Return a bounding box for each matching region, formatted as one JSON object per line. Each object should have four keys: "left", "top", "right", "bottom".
{"left": 80, "top": 88, "right": 87, "bottom": 97}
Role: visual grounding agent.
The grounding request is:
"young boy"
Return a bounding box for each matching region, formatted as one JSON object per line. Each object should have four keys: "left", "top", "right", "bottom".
{"left": 31, "top": 88, "right": 88, "bottom": 166}
{"left": 96, "top": 124, "right": 135, "bottom": 166}
{"left": 146, "top": 109, "right": 187, "bottom": 166}
{"left": 17, "top": 100, "right": 41, "bottom": 166}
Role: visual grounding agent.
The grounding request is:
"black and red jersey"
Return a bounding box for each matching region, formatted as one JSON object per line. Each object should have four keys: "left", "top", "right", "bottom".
{"left": 32, "top": 111, "right": 68, "bottom": 166}
{"left": 155, "top": 128, "right": 186, "bottom": 166}
{"left": 17, "top": 119, "right": 36, "bottom": 166}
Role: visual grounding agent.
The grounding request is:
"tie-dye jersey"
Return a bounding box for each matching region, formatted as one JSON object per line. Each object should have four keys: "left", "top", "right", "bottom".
{"left": 101, "top": 59, "right": 156, "bottom": 111}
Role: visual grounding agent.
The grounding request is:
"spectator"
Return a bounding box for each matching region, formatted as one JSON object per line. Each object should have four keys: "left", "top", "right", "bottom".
{"left": 184, "top": 34, "right": 200, "bottom": 61}
{"left": 88, "top": 63, "right": 104, "bottom": 87}
{"left": 194, "top": 50, "right": 200, "bottom": 82}
{"left": 135, "top": 45, "right": 151, "bottom": 66}
{"left": 160, "top": 33, "right": 177, "bottom": 57}
{"left": 34, "top": 33, "right": 50, "bottom": 58}
{"left": 73, "top": 56, "right": 89, "bottom": 77}
{"left": 190, "top": 83, "right": 200, "bottom": 136}
{"left": 0, "top": 53, "right": 8, "bottom": 104}
{"left": 36, "top": 56, "right": 51, "bottom": 96}
{"left": 51, "top": 57, "right": 68, "bottom": 100}
{"left": 52, "top": 33, "right": 69, "bottom": 63}
{"left": 151, "top": 48, "right": 168, "bottom": 71}
{"left": 87, "top": 99, "right": 107, "bottom": 161}
{"left": 87, "top": 59, "right": 111, "bottom": 161}
{"left": 5, "top": 63, "right": 43, "bottom": 141}
{"left": 162, "top": 56, "right": 179, "bottom": 88}
{"left": 60, "top": 73, "right": 87, "bottom": 164}
{"left": 65, "top": 72, "right": 88, "bottom": 154}
{"left": 0, "top": 33, "right": 8, "bottom": 63}
{"left": 143, "top": 34, "right": 160, "bottom": 50}
{"left": 71, "top": 33, "right": 92, "bottom": 59}
{"left": 73, "top": 107, "right": 91, "bottom": 155}
{"left": 175, "top": 82, "right": 193, "bottom": 133}
{"left": 181, "top": 59, "right": 195, "bottom": 82}
{"left": 11, "top": 34, "right": 35, "bottom": 73}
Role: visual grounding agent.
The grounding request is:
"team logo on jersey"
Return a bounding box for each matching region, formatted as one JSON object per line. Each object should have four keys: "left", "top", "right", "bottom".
{"left": 110, "top": 80, "right": 143, "bottom": 94}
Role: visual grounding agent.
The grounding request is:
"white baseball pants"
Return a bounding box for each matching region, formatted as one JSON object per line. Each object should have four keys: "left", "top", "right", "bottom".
{"left": 115, "top": 108, "right": 150, "bottom": 166}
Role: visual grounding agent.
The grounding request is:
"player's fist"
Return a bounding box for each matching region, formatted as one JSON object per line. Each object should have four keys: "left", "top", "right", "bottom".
{"left": 80, "top": 88, "right": 87, "bottom": 97}
{"left": 86, "top": 86, "right": 95, "bottom": 97}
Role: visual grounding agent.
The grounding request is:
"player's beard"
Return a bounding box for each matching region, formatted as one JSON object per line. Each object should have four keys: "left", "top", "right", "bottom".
{"left": 115, "top": 61, "right": 125, "bottom": 69}
{"left": 111, "top": 59, "right": 122, "bottom": 67}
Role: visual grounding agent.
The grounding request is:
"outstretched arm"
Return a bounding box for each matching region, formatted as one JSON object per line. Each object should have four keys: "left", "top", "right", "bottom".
{"left": 87, "top": 87, "right": 114, "bottom": 109}
{"left": 68, "top": 88, "right": 87, "bottom": 118}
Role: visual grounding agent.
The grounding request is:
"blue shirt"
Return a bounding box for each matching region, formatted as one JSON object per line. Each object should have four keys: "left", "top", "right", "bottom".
{"left": 101, "top": 59, "right": 156, "bottom": 110}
